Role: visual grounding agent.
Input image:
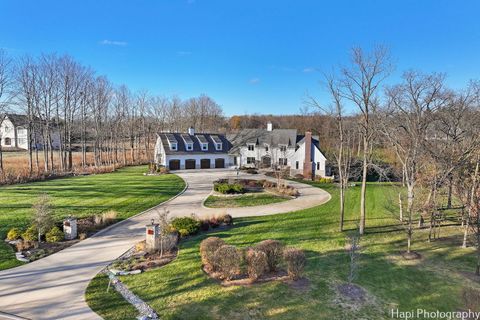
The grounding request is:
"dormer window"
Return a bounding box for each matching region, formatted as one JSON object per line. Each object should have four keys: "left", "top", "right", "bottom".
{"left": 279, "top": 145, "right": 287, "bottom": 152}
{"left": 170, "top": 143, "right": 177, "bottom": 151}
{"left": 248, "top": 144, "right": 255, "bottom": 151}
{"left": 186, "top": 143, "right": 193, "bottom": 151}
{"left": 215, "top": 143, "right": 222, "bottom": 151}
{"left": 211, "top": 135, "right": 223, "bottom": 151}
{"left": 201, "top": 143, "right": 208, "bottom": 151}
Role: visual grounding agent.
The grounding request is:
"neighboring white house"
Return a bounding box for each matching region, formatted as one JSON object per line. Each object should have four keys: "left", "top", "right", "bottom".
{"left": 0, "top": 114, "right": 61, "bottom": 151}
{"left": 154, "top": 122, "right": 330, "bottom": 179}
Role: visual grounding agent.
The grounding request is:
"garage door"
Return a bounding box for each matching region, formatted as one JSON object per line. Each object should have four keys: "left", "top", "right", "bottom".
{"left": 215, "top": 158, "right": 225, "bottom": 168}
{"left": 200, "top": 159, "right": 211, "bottom": 169}
{"left": 185, "top": 159, "right": 196, "bottom": 169}
{"left": 169, "top": 159, "right": 180, "bottom": 170}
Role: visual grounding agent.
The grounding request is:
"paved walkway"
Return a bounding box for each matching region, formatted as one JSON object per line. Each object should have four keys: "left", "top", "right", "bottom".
{"left": 0, "top": 169, "right": 330, "bottom": 320}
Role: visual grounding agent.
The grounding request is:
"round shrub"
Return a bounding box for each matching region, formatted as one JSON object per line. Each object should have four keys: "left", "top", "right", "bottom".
{"left": 213, "top": 245, "right": 242, "bottom": 280}
{"left": 22, "top": 225, "right": 38, "bottom": 242}
{"left": 246, "top": 248, "right": 268, "bottom": 281}
{"left": 46, "top": 226, "right": 64, "bottom": 243}
{"left": 171, "top": 217, "right": 200, "bottom": 237}
{"left": 255, "top": 239, "right": 283, "bottom": 272}
{"left": 283, "top": 248, "right": 306, "bottom": 280}
{"left": 222, "top": 214, "right": 233, "bottom": 226}
{"left": 200, "top": 237, "right": 226, "bottom": 269}
{"left": 6, "top": 227, "right": 22, "bottom": 241}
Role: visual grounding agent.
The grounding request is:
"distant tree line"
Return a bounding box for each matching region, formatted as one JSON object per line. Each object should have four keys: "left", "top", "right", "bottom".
{"left": 0, "top": 49, "right": 224, "bottom": 180}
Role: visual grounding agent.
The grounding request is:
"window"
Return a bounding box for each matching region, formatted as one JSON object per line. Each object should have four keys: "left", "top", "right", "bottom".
{"left": 265, "top": 144, "right": 269, "bottom": 152}
{"left": 279, "top": 158, "right": 287, "bottom": 166}
{"left": 247, "top": 157, "right": 256, "bottom": 164}
{"left": 186, "top": 143, "right": 193, "bottom": 151}
{"left": 279, "top": 145, "right": 287, "bottom": 152}
{"left": 295, "top": 161, "right": 299, "bottom": 170}
{"left": 317, "top": 162, "right": 320, "bottom": 170}
{"left": 248, "top": 144, "right": 255, "bottom": 151}
{"left": 4, "top": 137, "right": 11, "bottom": 146}
{"left": 201, "top": 143, "right": 208, "bottom": 151}
{"left": 4, "top": 126, "right": 9, "bottom": 132}
{"left": 170, "top": 143, "right": 177, "bottom": 151}
{"left": 215, "top": 143, "right": 222, "bottom": 150}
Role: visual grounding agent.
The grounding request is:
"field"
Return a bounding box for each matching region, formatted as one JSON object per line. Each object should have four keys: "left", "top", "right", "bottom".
{"left": 86, "top": 182, "right": 479, "bottom": 320}
{"left": 0, "top": 166, "right": 185, "bottom": 270}
{"left": 203, "top": 193, "right": 289, "bottom": 208}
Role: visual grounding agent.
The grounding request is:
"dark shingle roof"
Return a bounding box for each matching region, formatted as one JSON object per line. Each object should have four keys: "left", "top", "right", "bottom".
{"left": 227, "top": 129, "right": 298, "bottom": 154}
{"left": 158, "top": 132, "right": 231, "bottom": 155}
{"left": 5, "top": 114, "right": 29, "bottom": 127}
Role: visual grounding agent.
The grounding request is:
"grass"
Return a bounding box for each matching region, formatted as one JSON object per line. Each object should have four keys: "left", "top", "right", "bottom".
{"left": 87, "top": 182, "right": 479, "bottom": 319}
{"left": 85, "top": 273, "right": 138, "bottom": 320}
{"left": 204, "top": 193, "right": 289, "bottom": 208}
{"left": 0, "top": 166, "right": 185, "bottom": 270}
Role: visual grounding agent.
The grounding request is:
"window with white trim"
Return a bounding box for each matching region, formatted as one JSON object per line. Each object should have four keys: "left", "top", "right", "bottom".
{"left": 215, "top": 143, "right": 222, "bottom": 151}
{"left": 248, "top": 144, "right": 255, "bottom": 151}
{"left": 317, "top": 162, "right": 320, "bottom": 170}
{"left": 186, "top": 143, "right": 193, "bottom": 151}
{"left": 201, "top": 143, "right": 208, "bottom": 151}
{"left": 247, "top": 157, "right": 256, "bottom": 164}
{"left": 170, "top": 143, "right": 177, "bottom": 151}
{"left": 279, "top": 158, "right": 287, "bottom": 166}
{"left": 279, "top": 145, "right": 287, "bottom": 152}
{"left": 295, "top": 161, "right": 299, "bottom": 170}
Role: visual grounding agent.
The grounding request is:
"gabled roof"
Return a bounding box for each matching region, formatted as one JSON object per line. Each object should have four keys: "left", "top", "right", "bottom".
{"left": 4, "top": 114, "right": 29, "bottom": 127}
{"left": 158, "top": 132, "right": 231, "bottom": 155}
{"left": 227, "top": 128, "right": 298, "bottom": 154}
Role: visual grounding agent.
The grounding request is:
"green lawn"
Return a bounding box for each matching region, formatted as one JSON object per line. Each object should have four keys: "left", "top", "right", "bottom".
{"left": 0, "top": 166, "right": 185, "bottom": 270}
{"left": 87, "top": 182, "right": 479, "bottom": 320}
{"left": 204, "top": 193, "right": 289, "bottom": 208}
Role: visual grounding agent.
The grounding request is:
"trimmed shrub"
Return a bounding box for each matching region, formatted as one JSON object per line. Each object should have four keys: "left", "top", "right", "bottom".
{"left": 200, "top": 237, "right": 226, "bottom": 269}
{"left": 246, "top": 248, "right": 268, "bottom": 281}
{"left": 22, "top": 225, "right": 38, "bottom": 242}
{"left": 46, "top": 226, "right": 64, "bottom": 243}
{"left": 255, "top": 240, "right": 283, "bottom": 272}
{"left": 214, "top": 182, "right": 244, "bottom": 194}
{"left": 171, "top": 217, "right": 200, "bottom": 236}
{"left": 213, "top": 245, "right": 242, "bottom": 280}
{"left": 7, "top": 227, "right": 22, "bottom": 241}
{"left": 316, "top": 177, "right": 333, "bottom": 183}
{"left": 283, "top": 248, "right": 306, "bottom": 280}
{"left": 221, "top": 214, "right": 233, "bottom": 226}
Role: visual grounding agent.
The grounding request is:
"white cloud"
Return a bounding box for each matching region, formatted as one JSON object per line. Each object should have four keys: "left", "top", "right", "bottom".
{"left": 99, "top": 40, "right": 128, "bottom": 46}
{"left": 303, "top": 67, "right": 316, "bottom": 73}
{"left": 249, "top": 78, "right": 260, "bottom": 84}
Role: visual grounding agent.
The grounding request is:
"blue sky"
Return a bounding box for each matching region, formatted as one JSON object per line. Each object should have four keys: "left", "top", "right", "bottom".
{"left": 1, "top": 1, "right": 480, "bottom": 116}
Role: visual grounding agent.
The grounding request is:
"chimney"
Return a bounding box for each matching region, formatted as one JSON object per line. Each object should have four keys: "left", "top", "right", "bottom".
{"left": 188, "top": 127, "right": 195, "bottom": 135}
{"left": 303, "top": 131, "right": 313, "bottom": 180}
{"left": 267, "top": 122, "right": 273, "bottom": 131}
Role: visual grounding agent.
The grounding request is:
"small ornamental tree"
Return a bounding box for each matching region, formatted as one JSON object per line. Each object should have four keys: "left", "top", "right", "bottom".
{"left": 32, "top": 193, "right": 54, "bottom": 242}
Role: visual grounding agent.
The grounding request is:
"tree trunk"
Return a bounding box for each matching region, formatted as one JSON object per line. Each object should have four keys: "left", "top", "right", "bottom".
{"left": 398, "top": 193, "right": 403, "bottom": 222}
{"left": 359, "top": 139, "right": 368, "bottom": 235}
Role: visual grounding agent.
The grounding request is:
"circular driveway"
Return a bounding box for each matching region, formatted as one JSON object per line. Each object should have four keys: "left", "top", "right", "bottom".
{"left": 0, "top": 169, "right": 330, "bottom": 320}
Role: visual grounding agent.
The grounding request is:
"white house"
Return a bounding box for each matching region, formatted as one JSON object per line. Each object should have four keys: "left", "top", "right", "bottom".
{"left": 0, "top": 114, "right": 60, "bottom": 151}
{"left": 154, "top": 122, "right": 330, "bottom": 179}
{"left": 227, "top": 122, "right": 329, "bottom": 178}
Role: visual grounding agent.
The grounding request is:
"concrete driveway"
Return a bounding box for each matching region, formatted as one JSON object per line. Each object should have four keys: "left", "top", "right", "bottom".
{"left": 0, "top": 169, "right": 330, "bottom": 320}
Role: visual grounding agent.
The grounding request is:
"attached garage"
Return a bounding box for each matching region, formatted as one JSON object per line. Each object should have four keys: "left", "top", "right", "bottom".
{"left": 200, "top": 159, "right": 211, "bottom": 169}
{"left": 185, "top": 159, "right": 196, "bottom": 169}
{"left": 215, "top": 158, "right": 225, "bottom": 168}
{"left": 169, "top": 159, "right": 180, "bottom": 170}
